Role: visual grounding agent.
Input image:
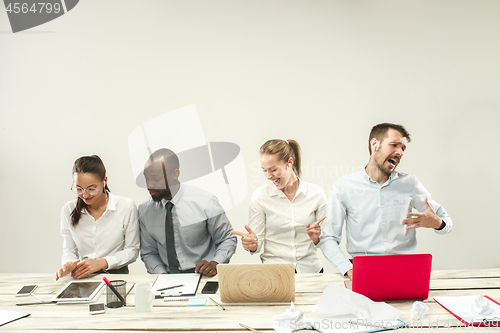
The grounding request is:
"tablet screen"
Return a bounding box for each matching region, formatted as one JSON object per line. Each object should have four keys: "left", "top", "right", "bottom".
{"left": 55, "top": 282, "right": 102, "bottom": 300}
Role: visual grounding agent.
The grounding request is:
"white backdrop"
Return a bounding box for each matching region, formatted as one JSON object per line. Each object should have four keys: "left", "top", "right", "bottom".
{"left": 1, "top": 0, "right": 499, "bottom": 274}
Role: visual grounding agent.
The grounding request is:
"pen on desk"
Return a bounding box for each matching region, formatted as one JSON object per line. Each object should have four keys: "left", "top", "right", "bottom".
{"left": 16, "top": 301, "right": 56, "bottom": 306}
{"left": 208, "top": 297, "right": 225, "bottom": 310}
{"left": 102, "top": 277, "right": 125, "bottom": 303}
{"left": 157, "top": 284, "right": 184, "bottom": 291}
{"left": 239, "top": 323, "right": 263, "bottom": 333}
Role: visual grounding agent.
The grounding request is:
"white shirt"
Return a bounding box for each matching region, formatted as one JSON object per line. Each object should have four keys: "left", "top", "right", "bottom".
{"left": 60, "top": 192, "right": 140, "bottom": 270}
{"left": 320, "top": 169, "right": 453, "bottom": 275}
{"left": 249, "top": 180, "right": 327, "bottom": 273}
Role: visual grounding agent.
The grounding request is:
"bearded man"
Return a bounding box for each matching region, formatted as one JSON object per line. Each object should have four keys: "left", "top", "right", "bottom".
{"left": 320, "top": 123, "right": 452, "bottom": 279}
{"left": 138, "top": 148, "right": 236, "bottom": 276}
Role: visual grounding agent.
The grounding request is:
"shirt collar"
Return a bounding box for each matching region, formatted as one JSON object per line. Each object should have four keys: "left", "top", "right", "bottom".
{"left": 269, "top": 178, "right": 305, "bottom": 198}
{"left": 81, "top": 192, "right": 115, "bottom": 214}
{"left": 361, "top": 167, "right": 400, "bottom": 184}
{"left": 389, "top": 170, "right": 400, "bottom": 181}
{"left": 160, "top": 183, "right": 184, "bottom": 208}
{"left": 106, "top": 192, "right": 117, "bottom": 211}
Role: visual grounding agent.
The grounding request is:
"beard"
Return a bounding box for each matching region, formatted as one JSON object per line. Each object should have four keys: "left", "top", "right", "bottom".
{"left": 149, "top": 188, "right": 172, "bottom": 202}
{"left": 377, "top": 161, "right": 392, "bottom": 176}
{"left": 374, "top": 152, "right": 399, "bottom": 176}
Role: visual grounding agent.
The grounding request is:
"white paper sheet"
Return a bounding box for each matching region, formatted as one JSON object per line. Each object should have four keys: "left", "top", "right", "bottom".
{"left": 0, "top": 309, "right": 29, "bottom": 327}
{"left": 434, "top": 295, "right": 500, "bottom": 324}
{"left": 152, "top": 273, "right": 201, "bottom": 297}
{"left": 312, "top": 284, "right": 401, "bottom": 320}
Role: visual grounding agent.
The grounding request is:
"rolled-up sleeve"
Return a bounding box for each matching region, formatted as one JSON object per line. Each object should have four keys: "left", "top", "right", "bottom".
{"left": 412, "top": 180, "right": 453, "bottom": 235}
{"left": 320, "top": 183, "right": 353, "bottom": 275}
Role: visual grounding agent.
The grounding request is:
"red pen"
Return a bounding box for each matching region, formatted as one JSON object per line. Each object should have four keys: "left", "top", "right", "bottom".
{"left": 102, "top": 277, "right": 125, "bottom": 303}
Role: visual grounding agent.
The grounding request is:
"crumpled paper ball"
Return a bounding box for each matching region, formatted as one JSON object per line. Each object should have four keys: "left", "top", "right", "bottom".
{"left": 471, "top": 295, "right": 494, "bottom": 316}
{"left": 410, "top": 301, "right": 429, "bottom": 321}
{"left": 272, "top": 302, "right": 308, "bottom": 333}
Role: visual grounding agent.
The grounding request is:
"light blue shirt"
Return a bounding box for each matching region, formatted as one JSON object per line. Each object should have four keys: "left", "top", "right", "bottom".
{"left": 139, "top": 184, "right": 237, "bottom": 274}
{"left": 320, "top": 169, "right": 452, "bottom": 275}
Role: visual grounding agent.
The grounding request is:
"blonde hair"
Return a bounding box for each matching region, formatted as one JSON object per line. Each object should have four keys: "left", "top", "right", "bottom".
{"left": 259, "top": 139, "right": 302, "bottom": 177}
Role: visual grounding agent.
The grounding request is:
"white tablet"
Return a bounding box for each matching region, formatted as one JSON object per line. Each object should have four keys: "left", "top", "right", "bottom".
{"left": 51, "top": 281, "right": 105, "bottom": 303}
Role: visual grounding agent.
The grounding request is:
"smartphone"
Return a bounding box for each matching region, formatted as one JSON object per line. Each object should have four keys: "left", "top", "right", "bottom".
{"left": 201, "top": 281, "right": 219, "bottom": 294}
{"left": 16, "top": 285, "right": 38, "bottom": 297}
{"left": 89, "top": 302, "right": 106, "bottom": 315}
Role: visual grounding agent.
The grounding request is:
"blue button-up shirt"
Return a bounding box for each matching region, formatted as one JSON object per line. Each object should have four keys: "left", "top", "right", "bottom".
{"left": 139, "top": 184, "right": 237, "bottom": 274}
{"left": 320, "top": 169, "right": 452, "bottom": 275}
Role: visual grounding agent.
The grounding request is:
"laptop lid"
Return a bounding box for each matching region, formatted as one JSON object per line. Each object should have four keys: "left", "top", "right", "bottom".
{"left": 351, "top": 254, "right": 432, "bottom": 301}
{"left": 218, "top": 263, "right": 295, "bottom": 303}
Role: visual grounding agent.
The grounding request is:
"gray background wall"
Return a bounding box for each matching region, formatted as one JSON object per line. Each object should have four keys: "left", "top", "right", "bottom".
{"left": 1, "top": 0, "right": 499, "bottom": 274}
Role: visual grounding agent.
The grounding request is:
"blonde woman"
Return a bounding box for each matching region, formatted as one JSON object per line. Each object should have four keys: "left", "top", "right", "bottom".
{"left": 232, "top": 139, "right": 326, "bottom": 273}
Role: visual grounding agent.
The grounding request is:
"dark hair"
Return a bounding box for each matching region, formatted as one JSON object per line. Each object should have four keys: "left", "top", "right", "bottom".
{"left": 70, "top": 155, "right": 110, "bottom": 226}
{"left": 368, "top": 123, "right": 411, "bottom": 155}
{"left": 259, "top": 139, "right": 302, "bottom": 178}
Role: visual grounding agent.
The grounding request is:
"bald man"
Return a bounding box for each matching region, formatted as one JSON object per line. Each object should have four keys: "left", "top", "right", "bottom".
{"left": 138, "top": 148, "right": 237, "bottom": 276}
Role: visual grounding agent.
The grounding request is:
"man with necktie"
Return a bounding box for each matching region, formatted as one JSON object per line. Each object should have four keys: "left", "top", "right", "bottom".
{"left": 139, "top": 148, "right": 237, "bottom": 276}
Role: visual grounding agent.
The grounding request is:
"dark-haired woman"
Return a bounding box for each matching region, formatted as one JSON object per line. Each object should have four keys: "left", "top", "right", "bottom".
{"left": 55, "top": 155, "right": 139, "bottom": 280}
{"left": 232, "top": 139, "right": 327, "bottom": 273}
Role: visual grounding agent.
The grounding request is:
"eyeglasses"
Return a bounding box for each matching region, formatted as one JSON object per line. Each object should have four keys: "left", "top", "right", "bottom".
{"left": 71, "top": 186, "right": 100, "bottom": 196}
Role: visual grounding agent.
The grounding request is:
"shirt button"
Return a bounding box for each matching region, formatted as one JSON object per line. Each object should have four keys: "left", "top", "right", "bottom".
{"left": 383, "top": 239, "right": 386, "bottom": 242}
{"left": 382, "top": 222, "right": 386, "bottom": 225}
{"left": 381, "top": 205, "right": 384, "bottom": 208}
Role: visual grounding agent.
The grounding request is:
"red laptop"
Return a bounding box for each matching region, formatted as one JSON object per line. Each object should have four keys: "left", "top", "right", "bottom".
{"left": 345, "top": 254, "right": 432, "bottom": 302}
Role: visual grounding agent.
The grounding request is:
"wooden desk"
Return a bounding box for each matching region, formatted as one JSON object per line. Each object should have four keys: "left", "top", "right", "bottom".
{"left": 1, "top": 269, "right": 499, "bottom": 332}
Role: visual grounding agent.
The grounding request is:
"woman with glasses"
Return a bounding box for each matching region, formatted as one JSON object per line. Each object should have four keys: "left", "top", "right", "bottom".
{"left": 55, "top": 155, "right": 140, "bottom": 280}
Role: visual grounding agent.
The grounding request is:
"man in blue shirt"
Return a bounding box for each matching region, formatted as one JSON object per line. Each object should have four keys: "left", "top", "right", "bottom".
{"left": 320, "top": 123, "right": 452, "bottom": 279}
{"left": 138, "top": 148, "right": 237, "bottom": 276}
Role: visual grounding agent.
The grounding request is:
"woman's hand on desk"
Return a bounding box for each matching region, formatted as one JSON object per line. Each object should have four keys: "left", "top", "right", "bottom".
{"left": 231, "top": 225, "right": 258, "bottom": 252}
{"left": 71, "top": 259, "right": 108, "bottom": 279}
{"left": 55, "top": 259, "right": 80, "bottom": 281}
{"left": 306, "top": 216, "right": 326, "bottom": 245}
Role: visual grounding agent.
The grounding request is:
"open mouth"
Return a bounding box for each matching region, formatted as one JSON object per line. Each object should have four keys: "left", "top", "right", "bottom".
{"left": 271, "top": 178, "right": 280, "bottom": 186}
{"left": 387, "top": 157, "right": 399, "bottom": 168}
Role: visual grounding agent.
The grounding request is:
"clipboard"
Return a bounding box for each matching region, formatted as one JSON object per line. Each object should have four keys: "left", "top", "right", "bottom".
{"left": 152, "top": 273, "right": 201, "bottom": 299}
{"left": 434, "top": 295, "right": 500, "bottom": 327}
